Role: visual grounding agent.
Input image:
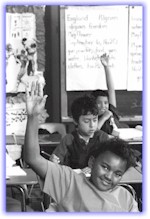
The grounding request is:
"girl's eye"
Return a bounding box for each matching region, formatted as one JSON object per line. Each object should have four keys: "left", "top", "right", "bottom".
{"left": 115, "top": 173, "right": 122, "bottom": 177}
{"left": 102, "top": 165, "right": 109, "bottom": 170}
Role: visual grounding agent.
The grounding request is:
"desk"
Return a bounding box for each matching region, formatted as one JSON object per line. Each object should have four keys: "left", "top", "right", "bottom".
{"left": 117, "top": 128, "right": 142, "bottom": 153}
{"left": 39, "top": 134, "right": 61, "bottom": 145}
{"left": 119, "top": 115, "right": 142, "bottom": 127}
{"left": 6, "top": 168, "right": 38, "bottom": 211}
{"left": 120, "top": 166, "right": 142, "bottom": 184}
{"left": 126, "top": 140, "right": 142, "bottom": 145}
{"left": 6, "top": 134, "right": 61, "bottom": 146}
{"left": 6, "top": 134, "right": 61, "bottom": 155}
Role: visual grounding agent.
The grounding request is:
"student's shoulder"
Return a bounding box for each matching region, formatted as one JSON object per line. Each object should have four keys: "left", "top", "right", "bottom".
{"left": 95, "top": 129, "right": 110, "bottom": 140}
{"left": 113, "top": 185, "right": 139, "bottom": 211}
{"left": 114, "top": 185, "right": 135, "bottom": 199}
{"left": 62, "top": 131, "right": 76, "bottom": 144}
{"left": 47, "top": 160, "right": 83, "bottom": 180}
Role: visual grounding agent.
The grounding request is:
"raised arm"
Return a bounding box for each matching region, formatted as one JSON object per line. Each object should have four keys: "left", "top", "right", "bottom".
{"left": 100, "top": 53, "right": 116, "bottom": 107}
{"left": 23, "top": 82, "right": 48, "bottom": 179}
{"left": 97, "top": 110, "right": 113, "bottom": 130}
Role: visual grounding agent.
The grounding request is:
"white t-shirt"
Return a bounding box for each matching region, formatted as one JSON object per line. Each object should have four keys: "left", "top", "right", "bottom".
{"left": 42, "top": 161, "right": 139, "bottom": 212}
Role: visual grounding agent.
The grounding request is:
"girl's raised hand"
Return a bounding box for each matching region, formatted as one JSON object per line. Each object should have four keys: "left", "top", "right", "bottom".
{"left": 100, "top": 53, "right": 109, "bottom": 67}
{"left": 25, "top": 81, "right": 47, "bottom": 116}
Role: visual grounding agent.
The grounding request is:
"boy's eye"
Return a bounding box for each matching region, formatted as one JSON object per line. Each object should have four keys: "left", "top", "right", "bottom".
{"left": 93, "top": 118, "right": 98, "bottom": 122}
{"left": 97, "top": 103, "right": 101, "bottom": 107}
{"left": 84, "top": 120, "right": 89, "bottom": 123}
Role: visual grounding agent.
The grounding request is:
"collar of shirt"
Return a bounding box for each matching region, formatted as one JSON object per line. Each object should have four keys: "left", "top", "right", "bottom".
{"left": 78, "top": 132, "right": 94, "bottom": 145}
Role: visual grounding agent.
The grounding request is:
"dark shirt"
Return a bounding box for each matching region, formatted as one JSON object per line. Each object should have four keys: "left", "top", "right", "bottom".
{"left": 52, "top": 130, "right": 109, "bottom": 169}
{"left": 99, "top": 104, "right": 128, "bottom": 134}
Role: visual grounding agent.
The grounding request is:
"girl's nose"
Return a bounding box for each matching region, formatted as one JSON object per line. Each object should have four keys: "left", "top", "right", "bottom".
{"left": 105, "top": 171, "right": 113, "bottom": 180}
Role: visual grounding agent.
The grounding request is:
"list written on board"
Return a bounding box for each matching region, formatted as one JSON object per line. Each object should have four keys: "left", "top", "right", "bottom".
{"left": 65, "top": 6, "right": 129, "bottom": 91}
{"left": 64, "top": 6, "right": 142, "bottom": 91}
{"left": 127, "top": 6, "right": 142, "bottom": 91}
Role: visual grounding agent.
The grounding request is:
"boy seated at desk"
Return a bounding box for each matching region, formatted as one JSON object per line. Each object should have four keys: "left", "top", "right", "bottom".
{"left": 91, "top": 53, "right": 128, "bottom": 136}
{"left": 23, "top": 82, "right": 139, "bottom": 212}
{"left": 50, "top": 94, "right": 110, "bottom": 173}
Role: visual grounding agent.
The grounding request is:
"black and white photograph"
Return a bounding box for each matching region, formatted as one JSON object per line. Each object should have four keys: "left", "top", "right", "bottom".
{"left": 2, "top": 1, "right": 146, "bottom": 217}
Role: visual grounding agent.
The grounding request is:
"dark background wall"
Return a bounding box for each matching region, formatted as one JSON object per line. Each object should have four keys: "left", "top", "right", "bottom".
{"left": 44, "top": 6, "right": 61, "bottom": 122}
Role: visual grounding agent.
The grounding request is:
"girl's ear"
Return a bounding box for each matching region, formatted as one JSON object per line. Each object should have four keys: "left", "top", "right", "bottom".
{"left": 88, "top": 156, "right": 95, "bottom": 168}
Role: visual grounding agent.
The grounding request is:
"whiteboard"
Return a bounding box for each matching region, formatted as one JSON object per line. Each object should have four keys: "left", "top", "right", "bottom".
{"left": 65, "top": 6, "right": 129, "bottom": 91}
{"left": 127, "top": 6, "right": 143, "bottom": 91}
{"left": 64, "top": 5, "right": 143, "bottom": 91}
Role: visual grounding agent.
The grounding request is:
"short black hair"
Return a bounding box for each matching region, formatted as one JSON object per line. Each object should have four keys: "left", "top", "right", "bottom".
{"left": 71, "top": 95, "right": 98, "bottom": 123}
{"left": 91, "top": 89, "right": 108, "bottom": 99}
{"left": 90, "top": 138, "right": 137, "bottom": 170}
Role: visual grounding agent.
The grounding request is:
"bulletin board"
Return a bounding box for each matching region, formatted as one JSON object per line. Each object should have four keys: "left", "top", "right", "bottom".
{"left": 60, "top": 5, "right": 143, "bottom": 119}
{"left": 6, "top": 12, "right": 45, "bottom": 93}
{"left": 6, "top": 7, "right": 47, "bottom": 135}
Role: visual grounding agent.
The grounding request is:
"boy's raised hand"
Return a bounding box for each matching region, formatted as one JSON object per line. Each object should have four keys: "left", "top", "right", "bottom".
{"left": 100, "top": 53, "right": 109, "bottom": 67}
{"left": 25, "top": 81, "right": 47, "bottom": 116}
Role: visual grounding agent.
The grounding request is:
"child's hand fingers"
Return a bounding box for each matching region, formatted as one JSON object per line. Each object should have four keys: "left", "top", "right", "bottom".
{"left": 100, "top": 53, "right": 109, "bottom": 62}
{"left": 100, "top": 53, "right": 107, "bottom": 59}
{"left": 38, "top": 83, "right": 44, "bottom": 97}
{"left": 51, "top": 158, "right": 60, "bottom": 164}
{"left": 40, "top": 95, "right": 48, "bottom": 109}
{"left": 25, "top": 83, "right": 30, "bottom": 98}
{"left": 50, "top": 154, "right": 60, "bottom": 163}
{"left": 31, "top": 81, "right": 36, "bottom": 97}
{"left": 35, "top": 81, "right": 39, "bottom": 96}
{"left": 82, "top": 167, "right": 91, "bottom": 174}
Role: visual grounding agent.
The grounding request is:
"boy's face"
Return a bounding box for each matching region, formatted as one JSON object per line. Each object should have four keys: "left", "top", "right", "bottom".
{"left": 90, "top": 151, "right": 127, "bottom": 191}
{"left": 96, "top": 96, "right": 109, "bottom": 115}
{"left": 77, "top": 113, "right": 98, "bottom": 137}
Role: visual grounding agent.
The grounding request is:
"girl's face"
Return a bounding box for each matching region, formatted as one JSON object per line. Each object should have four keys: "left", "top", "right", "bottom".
{"left": 77, "top": 113, "right": 98, "bottom": 138}
{"left": 90, "top": 151, "right": 127, "bottom": 191}
{"left": 96, "top": 96, "right": 109, "bottom": 115}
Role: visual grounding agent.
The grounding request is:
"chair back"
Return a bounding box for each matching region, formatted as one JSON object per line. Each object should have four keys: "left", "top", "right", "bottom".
{"left": 39, "top": 123, "right": 66, "bottom": 138}
{"left": 120, "top": 184, "right": 138, "bottom": 201}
